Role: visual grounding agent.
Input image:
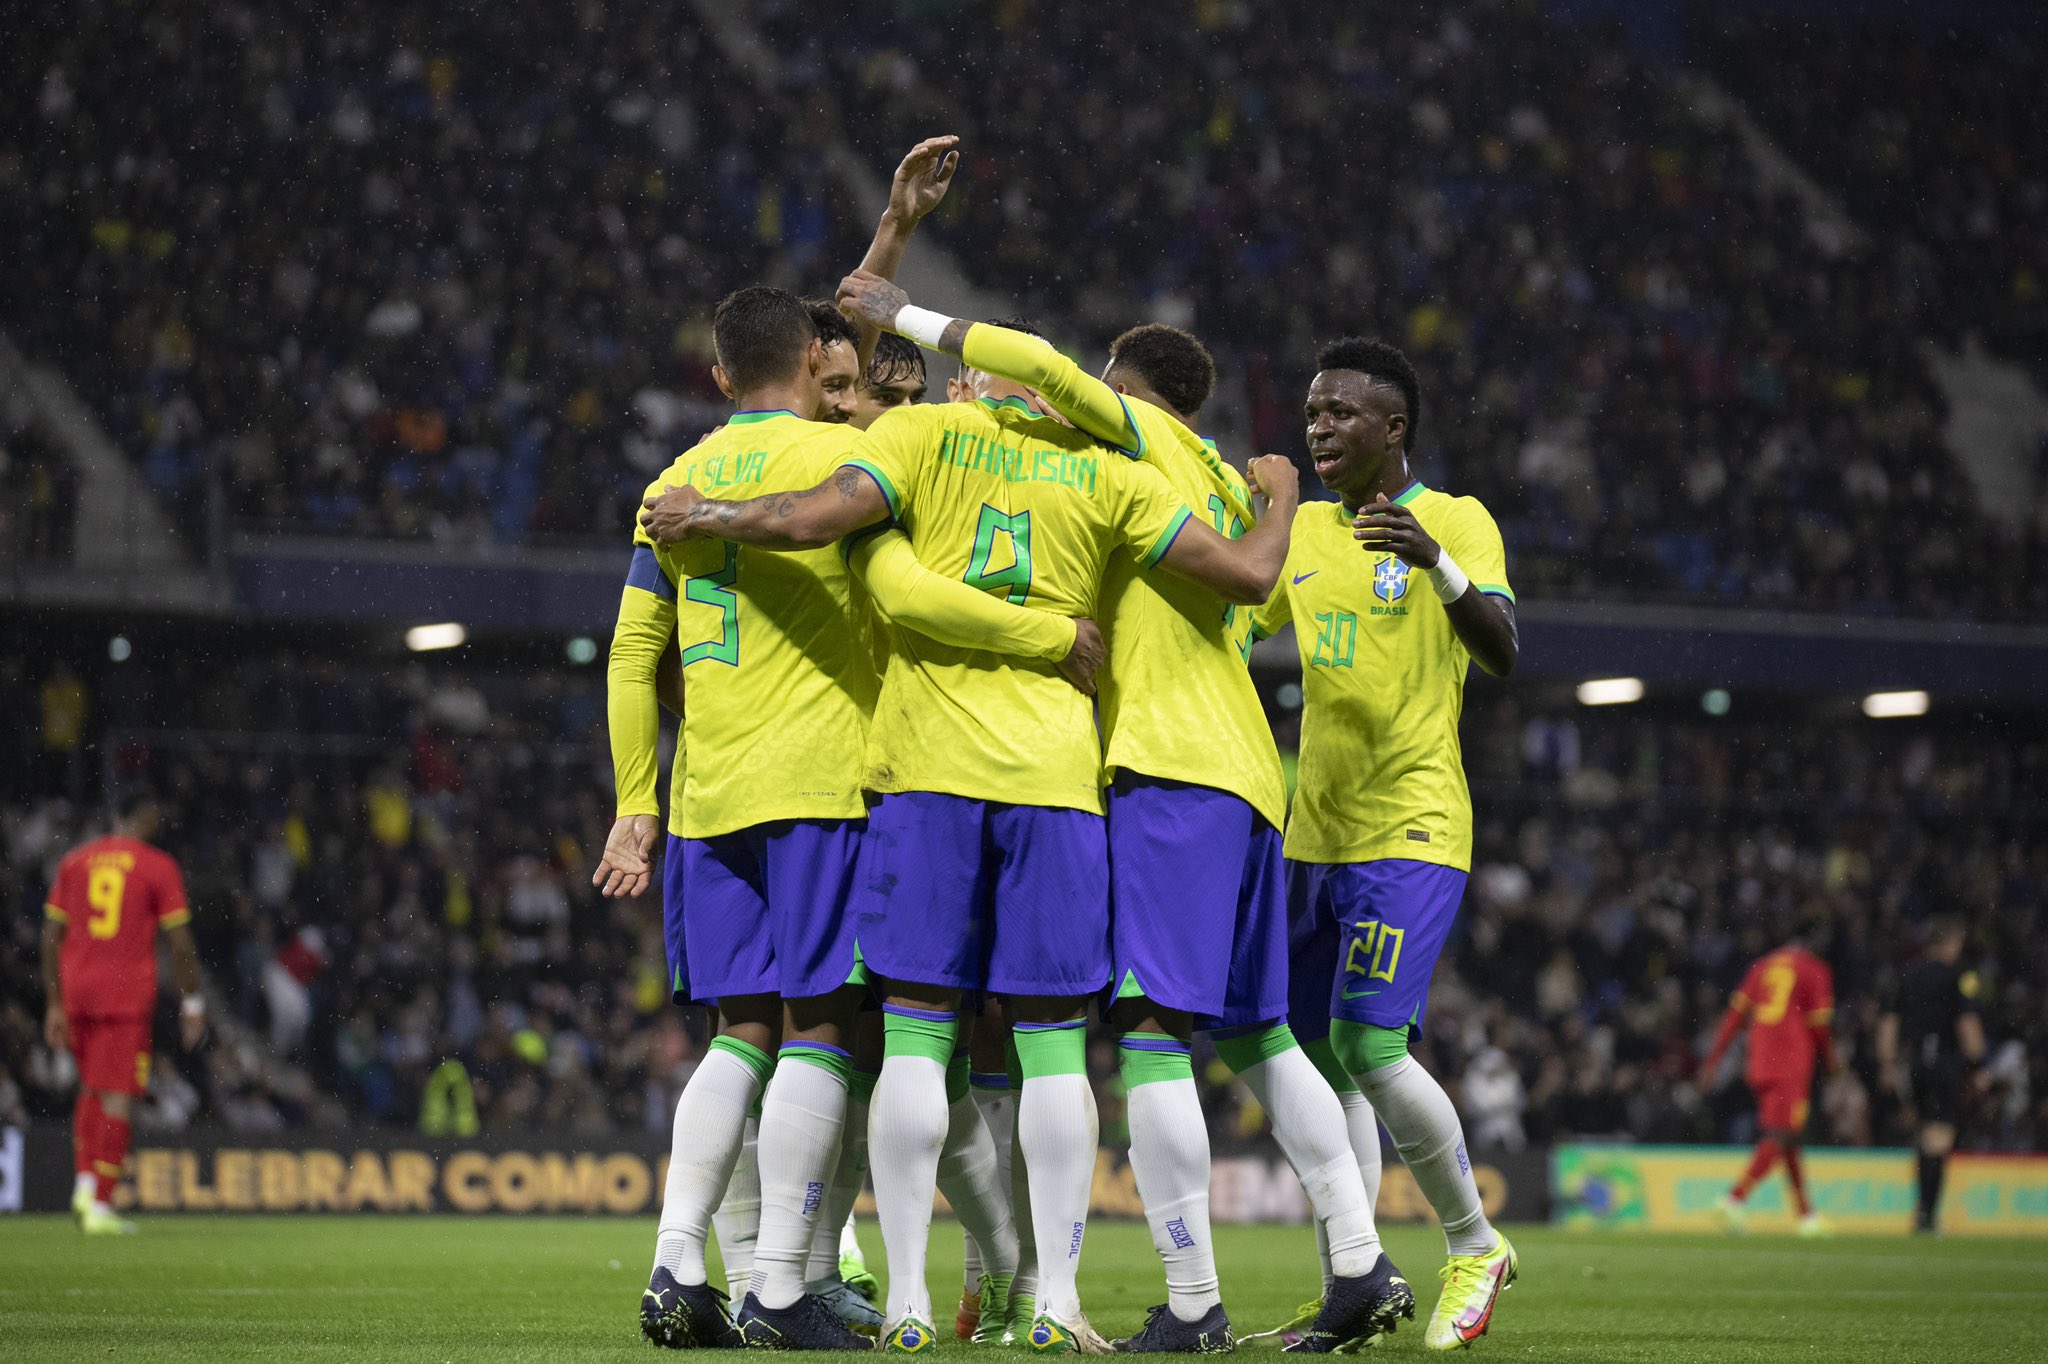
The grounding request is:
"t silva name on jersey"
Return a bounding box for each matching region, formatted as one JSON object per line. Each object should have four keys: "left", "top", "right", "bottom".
{"left": 676, "top": 448, "right": 769, "bottom": 489}
{"left": 937, "top": 429, "right": 1099, "bottom": 494}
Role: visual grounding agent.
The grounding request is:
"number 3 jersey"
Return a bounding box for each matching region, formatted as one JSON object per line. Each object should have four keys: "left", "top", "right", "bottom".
{"left": 45, "top": 835, "right": 190, "bottom": 1017}
{"left": 635, "top": 410, "right": 878, "bottom": 839}
{"left": 1251, "top": 482, "right": 1513, "bottom": 871}
{"left": 845, "top": 397, "right": 1196, "bottom": 814}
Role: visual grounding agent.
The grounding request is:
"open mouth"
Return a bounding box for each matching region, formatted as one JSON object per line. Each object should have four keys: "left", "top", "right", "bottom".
{"left": 1312, "top": 452, "right": 1342, "bottom": 476}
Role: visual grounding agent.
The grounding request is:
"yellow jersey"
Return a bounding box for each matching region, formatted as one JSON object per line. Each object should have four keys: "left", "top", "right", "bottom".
{"left": 846, "top": 397, "right": 1196, "bottom": 813}
{"left": 1251, "top": 482, "right": 1513, "bottom": 870}
{"left": 645, "top": 409, "right": 877, "bottom": 838}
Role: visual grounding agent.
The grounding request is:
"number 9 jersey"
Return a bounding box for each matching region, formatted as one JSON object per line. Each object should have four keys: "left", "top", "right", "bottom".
{"left": 45, "top": 835, "right": 190, "bottom": 1018}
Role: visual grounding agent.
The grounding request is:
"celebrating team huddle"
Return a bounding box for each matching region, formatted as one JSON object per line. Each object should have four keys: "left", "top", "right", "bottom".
{"left": 597, "top": 138, "right": 1520, "bottom": 1355}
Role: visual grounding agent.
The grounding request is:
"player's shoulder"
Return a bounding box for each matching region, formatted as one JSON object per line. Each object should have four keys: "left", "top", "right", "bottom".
{"left": 979, "top": 396, "right": 1098, "bottom": 450}
{"left": 1416, "top": 484, "right": 1500, "bottom": 528}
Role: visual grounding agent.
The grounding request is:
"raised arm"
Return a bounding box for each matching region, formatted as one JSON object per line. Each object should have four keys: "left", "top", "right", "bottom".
{"left": 1153, "top": 454, "right": 1300, "bottom": 604}
{"left": 851, "top": 529, "right": 1103, "bottom": 693}
{"left": 597, "top": 547, "right": 675, "bottom": 898}
{"left": 849, "top": 137, "right": 961, "bottom": 372}
{"left": 640, "top": 467, "right": 890, "bottom": 552}
{"left": 837, "top": 270, "right": 1138, "bottom": 451}
{"left": 1354, "top": 495, "right": 1519, "bottom": 677}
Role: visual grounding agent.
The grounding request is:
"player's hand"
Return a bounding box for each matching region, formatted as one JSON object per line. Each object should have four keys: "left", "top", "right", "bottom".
{"left": 44, "top": 1004, "right": 69, "bottom": 1053}
{"left": 593, "top": 815, "right": 661, "bottom": 899}
{"left": 886, "top": 135, "right": 961, "bottom": 224}
{"left": 640, "top": 483, "right": 707, "bottom": 545}
{"left": 1353, "top": 492, "right": 1440, "bottom": 566}
{"left": 1246, "top": 454, "right": 1300, "bottom": 513}
{"left": 180, "top": 1010, "right": 206, "bottom": 1051}
{"left": 1057, "top": 618, "right": 1106, "bottom": 695}
{"left": 837, "top": 269, "right": 914, "bottom": 333}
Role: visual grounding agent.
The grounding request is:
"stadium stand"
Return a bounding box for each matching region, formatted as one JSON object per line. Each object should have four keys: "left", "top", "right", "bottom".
{"left": 4, "top": 647, "right": 2041, "bottom": 1152}
{"left": 6, "top": 1, "right": 2044, "bottom": 617}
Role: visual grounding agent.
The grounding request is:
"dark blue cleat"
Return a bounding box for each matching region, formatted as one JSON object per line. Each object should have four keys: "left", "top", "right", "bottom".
{"left": 642, "top": 1267, "right": 742, "bottom": 1349}
{"left": 1282, "top": 1255, "right": 1416, "bottom": 1353}
{"left": 737, "top": 1290, "right": 876, "bottom": 1351}
{"left": 1113, "top": 1302, "right": 1237, "bottom": 1353}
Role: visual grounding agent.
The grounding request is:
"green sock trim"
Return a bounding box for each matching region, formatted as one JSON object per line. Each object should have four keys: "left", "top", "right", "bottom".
{"left": 1118, "top": 1032, "right": 1193, "bottom": 1088}
{"left": 1006, "top": 1035, "right": 1025, "bottom": 1090}
{"left": 1300, "top": 1033, "right": 1358, "bottom": 1093}
{"left": 882, "top": 1009, "right": 958, "bottom": 1065}
{"left": 946, "top": 1048, "right": 971, "bottom": 1105}
{"left": 1013, "top": 1022, "right": 1088, "bottom": 1079}
{"left": 1213, "top": 1023, "right": 1300, "bottom": 1077}
{"left": 710, "top": 1035, "right": 775, "bottom": 1087}
{"left": 780, "top": 1042, "right": 854, "bottom": 1084}
{"left": 849, "top": 1067, "right": 880, "bottom": 1104}
{"left": 1330, "top": 1018, "right": 1410, "bottom": 1075}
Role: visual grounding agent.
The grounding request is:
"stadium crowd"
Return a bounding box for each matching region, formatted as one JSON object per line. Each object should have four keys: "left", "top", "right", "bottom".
{"left": 6, "top": 1, "right": 2045, "bottom": 618}
{"left": 4, "top": 650, "right": 2042, "bottom": 1155}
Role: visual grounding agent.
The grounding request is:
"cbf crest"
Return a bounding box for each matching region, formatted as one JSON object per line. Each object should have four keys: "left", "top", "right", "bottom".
{"left": 1372, "top": 555, "right": 1411, "bottom": 603}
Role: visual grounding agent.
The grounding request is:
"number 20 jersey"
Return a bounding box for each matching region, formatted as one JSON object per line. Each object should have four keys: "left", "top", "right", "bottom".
{"left": 845, "top": 397, "right": 1195, "bottom": 814}
{"left": 639, "top": 410, "right": 876, "bottom": 839}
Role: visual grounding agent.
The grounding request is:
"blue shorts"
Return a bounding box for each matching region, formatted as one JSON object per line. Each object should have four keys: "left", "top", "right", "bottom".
{"left": 1286, "top": 859, "right": 1468, "bottom": 1036}
{"left": 674, "top": 819, "right": 866, "bottom": 1003}
{"left": 662, "top": 834, "right": 691, "bottom": 1005}
{"left": 1108, "top": 774, "right": 1288, "bottom": 1031}
{"left": 853, "top": 791, "right": 1110, "bottom": 998}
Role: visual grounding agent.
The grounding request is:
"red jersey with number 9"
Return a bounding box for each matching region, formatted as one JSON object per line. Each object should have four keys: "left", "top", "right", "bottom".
{"left": 1732, "top": 945, "right": 1834, "bottom": 1085}
{"left": 45, "top": 835, "right": 190, "bottom": 1018}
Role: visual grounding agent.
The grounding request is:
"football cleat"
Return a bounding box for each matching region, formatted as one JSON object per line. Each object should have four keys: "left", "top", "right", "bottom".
{"left": 966, "top": 1273, "right": 1012, "bottom": 1344}
{"left": 739, "top": 1291, "right": 876, "bottom": 1351}
{"left": 1284, "top": 1256, "right": 1415, "bottom": 1354}
{"left": 641, "top": 1268, "right": 742, "bottom": 1349}
{"left": 1024, "top": 1306, "right": 1112, "bottom": 1355}
{"left": 1716, "top": 1194, "right": 1747, "bottom": 1233}
{"left": 79, "top": 1204, "right": 137, "bottom": 1236}
{"left": 1112, "top": 1302, "right": 1236, "bottom": 1354}
{"left": 1798, "top": 1213, "right": 1833, "bottom": 1239}
{"left": 956, "top": 1287, "right": 982, "bottom": 1341}
{"left": 809, "top": 1277, "right": 887, "bottom": 1336}
{"left": 882, "top": 1313, "right": 939, "bottom": 1354}
{"left": 1422, "top": 1236, "right": 1516, "bottom": 1351}
{"left": 841, "top": 1248, "right": 881, "bottom": 1306}
{"left": 999, "top": 1291, "right": 1037, "bottom": 1347}
{"left": 71, "top": 1183, "right": 93, "bottom": 1224}
{"left": 1241, "top": 1297, "right": 1321, "bottom": 1346}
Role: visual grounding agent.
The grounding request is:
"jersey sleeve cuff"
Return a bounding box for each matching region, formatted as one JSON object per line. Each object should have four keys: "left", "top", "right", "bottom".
{"left": 158, "top": 907, "right": 192, "bottom": 929}
{"left": 1110, "top": 391, "right": 1144, "bottom": 458}
{"left": 43, "top": 903, "right": 68, "bottom": 922}
{"left": 843, "top": 460, "right": 901, "bottom": 521}
{"left": 1476, "top": 583, "right": 1516, "bottom": 604}
{"left": 1139, "top": 507, "right": 1194, "bottom": 568}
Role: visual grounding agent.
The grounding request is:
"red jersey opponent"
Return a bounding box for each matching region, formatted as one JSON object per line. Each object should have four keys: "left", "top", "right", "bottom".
{"left": 1700, "top": 939, "right": 1838, "bottom": 1233}
{"left": 40, "top": 791, "right": 204, "bottom": 1234}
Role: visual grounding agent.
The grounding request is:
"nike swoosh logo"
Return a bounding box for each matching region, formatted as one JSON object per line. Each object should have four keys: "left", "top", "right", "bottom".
{"left": 1340, "top": 987, "right": 1381, "bottom": 1000}
{"left": 1293, "top": 571, "right": 1319, "bottom": 584}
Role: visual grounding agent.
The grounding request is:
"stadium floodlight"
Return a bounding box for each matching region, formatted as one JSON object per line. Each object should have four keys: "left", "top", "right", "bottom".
{"left": 1700, "top": 688, "right": 1731, "bottom": 716}
{"left": 1861, "top": 689, "right": 1928, "bottom": 718}
{"left": 1576, "top": 677, "right": 1644, "bottom": 706}
{"left": 405, "top": 622, "right": 468, "bottom": 652}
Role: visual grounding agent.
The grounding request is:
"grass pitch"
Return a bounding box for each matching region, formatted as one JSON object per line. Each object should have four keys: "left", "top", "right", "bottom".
{"left": 3, "top": 1216, "right": 2044, "bottom": 1362}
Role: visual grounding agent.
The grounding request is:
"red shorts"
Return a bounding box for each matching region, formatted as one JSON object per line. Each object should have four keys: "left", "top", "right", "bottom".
{"left": 1750, "top": 1076, "right": 1812, "bottom": 1133}
{"left": 70, "top": 1015, "right": 152, "bottom": 1095}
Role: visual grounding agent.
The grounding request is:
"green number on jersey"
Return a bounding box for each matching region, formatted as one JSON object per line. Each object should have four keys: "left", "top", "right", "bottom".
{"left": 682, "top": 543, "right": 741, "bottom": 667}
{"left": 966, "top": 504, "right": 1034, "bottom": 604}
{"left": 1310, "top": 610, "right": 1357, "bottom": 669}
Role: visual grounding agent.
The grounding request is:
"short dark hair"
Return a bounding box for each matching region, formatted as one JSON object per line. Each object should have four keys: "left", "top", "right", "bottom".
{"left": 712, "top": 286, "right": 817, "bottom": 393}
{"left": 962, "top": 316, "right": 1046, "bottom": 380}
{"left": 1107, "top": 323, "right": 1216, "bottom": 418}
{"left": 1315, "top": 337, "right": 1421, "bottom": 450}
{"left": 114, "top": 787, "right": 160, "bottom": 822}
{"left": 866, "top": 332, "right": 926, "bottom": 391}
{"left": 804, "top": 298, "right": 860, "bottom": 353}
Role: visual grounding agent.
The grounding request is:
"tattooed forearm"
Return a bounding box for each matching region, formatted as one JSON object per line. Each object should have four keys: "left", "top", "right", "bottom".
{"left": 938, "top": 319, "right": 972, "bottom": 355}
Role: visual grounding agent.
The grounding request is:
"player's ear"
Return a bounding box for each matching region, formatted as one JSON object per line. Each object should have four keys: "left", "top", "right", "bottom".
{"left": 945, "top": 377, "right": 969, "bottom": 403}
{"left": 1384, "top": 410, "right": 1407, "bottom": 451}
{"left": 805, "top": 336, "right": 826, "bottom": 377}
{"left": 711, "top": 364, "right": 736, "bottom": 401}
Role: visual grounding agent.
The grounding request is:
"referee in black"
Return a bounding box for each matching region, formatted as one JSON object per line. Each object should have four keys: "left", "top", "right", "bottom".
{"left": 1878, "top": 917, "right": 1988, "bottom": 1233}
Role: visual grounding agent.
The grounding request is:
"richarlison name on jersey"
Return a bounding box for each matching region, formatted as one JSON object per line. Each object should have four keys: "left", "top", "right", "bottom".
{"left": 937, "top": 429, "right": 1100, "bottom": 494}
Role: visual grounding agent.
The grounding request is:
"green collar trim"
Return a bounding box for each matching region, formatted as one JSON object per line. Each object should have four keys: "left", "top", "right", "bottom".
{"left": 976, "top": 395, "right": 1041, "bottom": 416}
{"left": 1392, "top": 479, "right": 1427, "bottom": 506}
{"left": 729, "top": 409, "right": 799, "bottom": 426}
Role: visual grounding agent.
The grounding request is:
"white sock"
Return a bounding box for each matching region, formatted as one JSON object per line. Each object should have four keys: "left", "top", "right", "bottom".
{"left": 1237, "top": 1047, "right": 1381, "bottom": 1277}
{"left": 74, "top": 1171, "right": 96, "bottom": 1200}
{"left": 655, "top": 1046, "right": 765, "bottom": 1287}
{"left": 1018, "top": 1071, "right": 1097, "bottom": 1320}
{"left": 1357, "top": 1055, "right": 1494, "bottom": 1256}
{"left": 1009, "top": 1116, "right": 1038, "bottom": 1311}
{"left": 711, "top": 1116, "right": 761, "bottom": 1296}
{"left": 1127, "top": 1076, "right": 1220, "bottom": 1320}
{"left": 806, "top": 1098, "right": 870, "bottom": 1285}
{"left": 937, "top": 1091, "right": 1021, "bottom": 1287}
{"left": 968, "top": 1084, "right": 1015, "bottom": 1290}
{"left": 870, "top": 1053, "right": 949, "bottom": 1325}
{"left": 1339, "top": 1089, "right": 1384, "bottom": 1208}
{"left": 753, "top": 1056, "right": 849, "bottom": 1309}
